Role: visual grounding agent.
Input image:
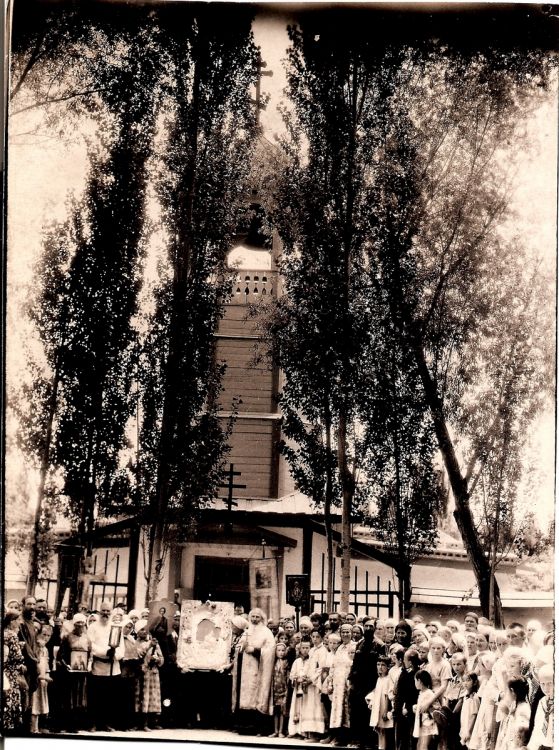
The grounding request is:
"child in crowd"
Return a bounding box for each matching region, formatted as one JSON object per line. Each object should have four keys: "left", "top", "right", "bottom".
{"left": 464, "top": 634, "right": 479, "bottom": 673}
{"left": 31, "top": 628, "right": 52, "bottom": 734}
{"left": 393, "top": 648, "right": 420, "bottom": 750}
{"left": 135, "top": 622, "right": 164, "bottom": 732}
{"left": 288, "top": 639, "right": 324, "bottom": 739}
{"left": 528, "top": 664, "right": 553, "bottom": 750}
{"left": 270, "top": 642, "right": 289, "bottom": 738}
{"left": 495, "top": 678, "right": 531, "bottom": 750}
{"left": 468, "top": 652, "right": 497, "bottom": 750}
{"left": 413, "top": 669, "right": 438, "bottom": 750}
{"left": 320, "top": 633, "right": 339, "bottom": 743}
{"left": 366, "top": 656, "right": 394, "bottom": 750}
{"left": 459, "top": 672, "right": 480, "bottom": 749}
{"left": 388, "top": 644, "right": 405, "bottom": 695}
{"left": 417, "top": 642, "right": 430, "bottom": 667}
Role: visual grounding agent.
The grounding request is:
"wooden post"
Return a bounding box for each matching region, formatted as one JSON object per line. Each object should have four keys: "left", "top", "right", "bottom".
{"left": 321, "top": 554, "right": 325, "bottom": 614}
{"left": 127, "top": 524, "right": 140, "bottom": 610}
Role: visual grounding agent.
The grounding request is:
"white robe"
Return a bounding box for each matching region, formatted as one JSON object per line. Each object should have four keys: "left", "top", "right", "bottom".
{"left": 366, "top": 674, "right": 393, "bottom": 729}
{"left": 237, "top": 623, "right": 275, "bottom": 714}
{"left": 469, "top": 677, "right": 499, "bottom": 750}
{"left": 88, "top": 620, "right": 125, "bottom": 676}
{"left": 288, "top": 655, "right": 325, "bottom": 736}
{"left": 329, "top": 643, "right": 354, "bottom": 729}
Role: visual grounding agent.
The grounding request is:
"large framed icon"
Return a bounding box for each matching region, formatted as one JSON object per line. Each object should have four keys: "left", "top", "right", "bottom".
{"left": 176, "top": 599, "right": 234, "bottom": 671}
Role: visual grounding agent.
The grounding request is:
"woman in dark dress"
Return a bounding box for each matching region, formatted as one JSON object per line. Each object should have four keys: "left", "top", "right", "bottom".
{"left": 393, "top": 648, "right": 421, "bottom": 750}
{"left": 3, "top": 612, "right": 25, "bottom": 733}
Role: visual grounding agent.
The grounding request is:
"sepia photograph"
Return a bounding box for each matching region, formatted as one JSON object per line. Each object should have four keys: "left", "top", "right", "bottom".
{"left": 3, "top": 1, "right": 557, "bottom": 748}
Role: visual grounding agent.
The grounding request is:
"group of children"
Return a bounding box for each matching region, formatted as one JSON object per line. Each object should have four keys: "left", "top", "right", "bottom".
{"left": 266, "top": 613, "right": 553, "bottom": 750}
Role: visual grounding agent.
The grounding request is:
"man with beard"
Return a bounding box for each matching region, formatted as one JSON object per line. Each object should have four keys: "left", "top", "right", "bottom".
{"left": 87, "top": 601, "right": 125, "bottom": 732}
{"left": 328, "top": 612, "right": 341, "bottom": 633}
{"left": 18, "top": 596, "right": 41, "bottom": 732}
{"left": 232, "top": 608, "right": 275, "bottom": 735}
{"left": 35, "top": 600, "right": 50, "bottom": 625}
{"left": 347, "top": 617, "right": 384, "bottom": 749}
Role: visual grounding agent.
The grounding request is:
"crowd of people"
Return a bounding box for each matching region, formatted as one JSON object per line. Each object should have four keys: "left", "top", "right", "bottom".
{"left": 2, "top": 595, "right": 554, "bottom": 750}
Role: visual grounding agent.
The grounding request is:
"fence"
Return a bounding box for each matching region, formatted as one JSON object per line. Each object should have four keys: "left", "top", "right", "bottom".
{"left": 310, "top": 553, "right": 397, "bottom": 618}
{"left": 36, "top": 548, "right": 129, "bottom": 612}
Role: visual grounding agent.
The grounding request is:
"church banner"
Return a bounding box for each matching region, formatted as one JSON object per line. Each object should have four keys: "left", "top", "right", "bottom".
{"left": 176, "top": 600, "right": 234, "bottom": 671}
{"left": 249, "top": 557, "right": 279, "bottom": 621}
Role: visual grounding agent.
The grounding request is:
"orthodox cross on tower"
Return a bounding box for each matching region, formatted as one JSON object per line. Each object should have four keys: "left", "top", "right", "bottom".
{"left": 253, "top": 51, "right": 273, "bottom": 128}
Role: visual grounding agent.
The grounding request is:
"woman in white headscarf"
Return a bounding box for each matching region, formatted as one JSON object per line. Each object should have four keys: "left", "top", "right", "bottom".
{"left": 120, "top": 618, "right": 141, "bottom": 730}
{"left": 56, "top": 613, "right": 91, "bottom": 732}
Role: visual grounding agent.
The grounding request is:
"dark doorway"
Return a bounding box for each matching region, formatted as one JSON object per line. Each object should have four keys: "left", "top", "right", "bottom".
{"left": 194, "top": 556, "right": 251, "bottom": 613}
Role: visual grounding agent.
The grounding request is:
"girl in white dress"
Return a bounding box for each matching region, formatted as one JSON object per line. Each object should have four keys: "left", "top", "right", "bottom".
{"left": 326, "top": 624, "right": 355, "bottom": 743}
{"left": 366, "top": 657, "right": 394, "bottom": 750}
{"left": 469, "top": 652, "right": 498, "bottom": 750}
{"left": 288, "top": 639, "right": 326, "bottom": 739}
{"left": 460, "top": 672, "right": 481, "bottom": 748}
{"left": 412, "top": 669, "right": 438, "bottom": 750}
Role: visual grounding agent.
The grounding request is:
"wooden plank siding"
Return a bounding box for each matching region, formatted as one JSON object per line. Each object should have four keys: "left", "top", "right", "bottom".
{"left": 214, "top": 267, "right": 281, "bottom": 499}
{"left": 218, "top": 418, "right": 278, "bottom": 498}
{"left": 215, "top": 337, "right": 276, "bottom": 413}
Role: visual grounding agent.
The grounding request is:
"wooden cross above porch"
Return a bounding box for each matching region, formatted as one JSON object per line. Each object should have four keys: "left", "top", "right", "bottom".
{"left": 219, "top": 463, "right": 246, "bottom": 513}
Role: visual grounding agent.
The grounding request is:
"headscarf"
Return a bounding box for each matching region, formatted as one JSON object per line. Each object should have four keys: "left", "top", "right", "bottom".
{"left": 135, "top": 619, "right": 148, "bottom": 634}
{"left": 451, "top": 633, "right": 466, "bottom": 651}
{"left": 72, "top": 613, "right": 87, "bottom": 624}
{"left": 128, "top": 609, "right": 141, "bottom": 621}
{"left": 299, "top": 616, "right": 313, "bottom": 629}
{"left": 351, "top": 623, "right": 364, "bottom": 641}
{"left": 232, "top": 616, "right": 248, "bottom": 631}
{"left": 478, "top": 651, "right": 497, "bottom": 672}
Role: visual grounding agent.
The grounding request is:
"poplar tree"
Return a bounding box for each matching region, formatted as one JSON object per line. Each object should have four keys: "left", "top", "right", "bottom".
{"left": 142, "top": 5, "right": 259, "bottom": 601}
{"left": 20, "top": 20, "right": 161, "bottom": 604}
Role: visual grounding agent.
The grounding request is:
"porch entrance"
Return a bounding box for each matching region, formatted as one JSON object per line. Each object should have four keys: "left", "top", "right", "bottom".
{"left": 194, "top": 556, "right": 251, "bottom": 613}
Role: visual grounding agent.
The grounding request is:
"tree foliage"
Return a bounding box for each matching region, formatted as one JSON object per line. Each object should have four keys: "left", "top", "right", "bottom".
{"left": 14, "top": 19, "right": 162, "bottom": 601}
{"left": 275, "top": 9, "right": 555, "bottom": 620}
{"left": 142, "top": 5, "right": 259, "bottom": 600}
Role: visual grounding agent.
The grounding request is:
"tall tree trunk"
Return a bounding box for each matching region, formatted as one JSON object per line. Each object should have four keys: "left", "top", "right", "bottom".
{"left": 337, "top": 411, "right": 353, "bottom": 612}
{"left": 397, "top": 562, "right": 412, "bottom": 619}
{"left": 27, "top": 364, "right": 60, "bottom": 596}
{"left": 337, "top": 60, "right": 359, "bottom": 614}
{"left": 324, "top": 401, "right": 335, "bottom": 612}
{"left": 391, "top": 352, "right": 410, "bottom": 619}
{"left": 408, "top": 324, "right": 502, "bottom": 620}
